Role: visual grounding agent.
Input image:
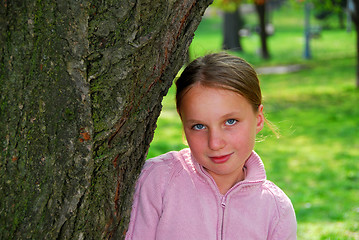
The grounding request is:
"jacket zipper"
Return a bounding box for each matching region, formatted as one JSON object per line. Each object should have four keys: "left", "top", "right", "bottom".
{"left": 199, "top": 165, "right": 265, "bottom": 239}
{"left": 200, "top": 166, "right": 262, "bottom": 239}
{"left": 200, "top": 168, "right": 227, "bottom": 240}
{"left": 220, "top": 197, "right": 226, "bottom": 240}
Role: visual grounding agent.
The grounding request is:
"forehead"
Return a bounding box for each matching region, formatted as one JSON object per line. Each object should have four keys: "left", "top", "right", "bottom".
{"left": 182, "top": 84, "right": 243, "bottom": 102}
{"left": 179, "top": 85, "right": 252, "bottom": 119}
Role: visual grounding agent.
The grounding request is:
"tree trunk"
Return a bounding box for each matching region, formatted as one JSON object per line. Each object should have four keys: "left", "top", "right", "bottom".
{"left": 0, "top": 0, "right": 212, "bottom": 239}
{"left": 255, "top": 2, "right": 270, "bottom": 59}
{"left": 351, "top": 0, "right": 359, "bottom": 88}
{"left": 223, "top": 8, "right": 243, "bottom": 52}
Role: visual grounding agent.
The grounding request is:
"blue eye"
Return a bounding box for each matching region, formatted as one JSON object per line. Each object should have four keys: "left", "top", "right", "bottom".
{"left": 192, "top": 124, "right": 206, "bottom": 130}
{"left": 225, "top": 119, "right": 237, "bottom": 126}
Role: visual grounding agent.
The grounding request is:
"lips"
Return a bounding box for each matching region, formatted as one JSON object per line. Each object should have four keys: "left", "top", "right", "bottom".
{"left": 209, "top": 153, "right": 233, "bottom": 164}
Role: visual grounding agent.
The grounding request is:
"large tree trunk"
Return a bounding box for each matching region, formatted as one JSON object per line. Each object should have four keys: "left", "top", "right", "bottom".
{"left": 0, "top": 0, "right": 212, "bottom": 239}
{"left": 255, "top": 2, "right": 270, "bottom": 59}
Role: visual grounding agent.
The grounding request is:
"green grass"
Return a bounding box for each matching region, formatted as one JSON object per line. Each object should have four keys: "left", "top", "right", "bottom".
{"left": 148, "top": 3, "right": 359, "bottom": 239}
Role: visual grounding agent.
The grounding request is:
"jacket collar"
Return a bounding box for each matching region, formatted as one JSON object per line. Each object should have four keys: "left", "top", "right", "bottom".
{"left": 180, "top": 148, "right": 266, "bottom": 185}
{"left": 242, "top": 151, "right": 267, "bottom": 183}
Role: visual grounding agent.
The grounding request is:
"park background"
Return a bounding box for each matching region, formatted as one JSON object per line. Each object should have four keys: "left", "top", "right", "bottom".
{"left": 147, "top": 2, "right": 359, "bottom": 239}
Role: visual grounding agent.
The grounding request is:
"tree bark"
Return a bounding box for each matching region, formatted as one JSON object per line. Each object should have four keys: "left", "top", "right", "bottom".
{"left": 255, "top": 2, "right": 270, "bottom": 59}
{"left": 0, "top": 0, "right": 212, "bottom": 239}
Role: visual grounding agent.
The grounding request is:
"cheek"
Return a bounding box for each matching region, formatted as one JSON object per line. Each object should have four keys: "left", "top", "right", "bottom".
{"left": 184, "top": 131, "right": 204, "bottom": 151}
{"left": 228, "top": 127, "right": 256, "bottom": 146}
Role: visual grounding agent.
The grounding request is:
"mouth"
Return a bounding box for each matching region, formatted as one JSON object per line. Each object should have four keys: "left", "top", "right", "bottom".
{"left": 209, "top": 153, "right": 233, "bottom": 164}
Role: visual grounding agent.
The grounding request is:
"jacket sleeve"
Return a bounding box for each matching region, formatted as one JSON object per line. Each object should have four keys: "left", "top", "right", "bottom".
{"left": 125, "top": 159, "right": 170, "bottom": 240}
{"left": 271, "top": 200, "right": 297, "bottom": 239}
{"left": 266, "top": 181, "right": 297, "bottom": 240}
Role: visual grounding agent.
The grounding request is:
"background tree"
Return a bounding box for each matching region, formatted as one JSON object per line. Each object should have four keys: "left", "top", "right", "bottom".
{"left": 0, "top": 0, "right": 212, "bottom": 239}
{"left": 213, "top": 0, "right": 244, "bottom": 51}
{"left": 309, "top": 0, "right": 359, "bottom": 87}
{"left": 255, "top": 0, "right": 270, "bottom": 58}
{"left": 223, "top": 7, "right": 245, "bottom": 51}
{"left": 349, "top": 0, "right": 359, "bottom": 87}
{"left": 313, "top": 0, "right": 347, "bottom": 29}
{"left": 213, "top": 0, "right": 270, "bottom": 58}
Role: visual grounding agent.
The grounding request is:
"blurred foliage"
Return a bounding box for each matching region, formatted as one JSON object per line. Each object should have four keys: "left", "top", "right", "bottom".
{"left": 212, "top": 0, "right": 242, "bottom": 12}
{"left": 212, "top": 0, "right": 266, "bottom": 12}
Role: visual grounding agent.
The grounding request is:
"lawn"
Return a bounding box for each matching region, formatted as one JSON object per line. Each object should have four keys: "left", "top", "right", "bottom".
{"left": 148, "top": 2, "right": 359, "bottom": 239}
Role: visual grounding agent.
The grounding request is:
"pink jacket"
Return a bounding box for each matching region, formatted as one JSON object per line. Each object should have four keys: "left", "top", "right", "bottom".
{"left": 126, "top": 149, "right": 297, "bottom": 239}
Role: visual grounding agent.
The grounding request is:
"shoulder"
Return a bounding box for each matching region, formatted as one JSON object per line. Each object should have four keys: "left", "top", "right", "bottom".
{"left": 144, "top": 148, "right": 191, "bottom": 173}
{"left": 126, "top": 150, "right": 192, "bottom": 239}
{"left": 262, "top": 181, "right": 294, "bottom": 214}
{"left": 262, "top": 181, "right": 297, "bottom": 238}
{"left": 138, "top": 149, "right": 192, "bottom": 189}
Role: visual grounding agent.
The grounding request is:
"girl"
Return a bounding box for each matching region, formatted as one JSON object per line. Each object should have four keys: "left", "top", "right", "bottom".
{"left": 126, "top": 52, "right": 297, "bottom": 239}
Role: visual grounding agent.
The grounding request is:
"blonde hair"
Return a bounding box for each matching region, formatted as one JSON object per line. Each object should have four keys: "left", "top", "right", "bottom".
{"left": 176, "top": 52, "right": 261, "bottom": 113}
{"left": 175, "top": 52, "right": 278, "bottom": 137}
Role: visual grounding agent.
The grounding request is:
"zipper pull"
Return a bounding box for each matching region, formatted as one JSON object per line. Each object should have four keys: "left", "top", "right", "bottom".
{"left": 221, "top": 197, "right": 226, "bottom": 208}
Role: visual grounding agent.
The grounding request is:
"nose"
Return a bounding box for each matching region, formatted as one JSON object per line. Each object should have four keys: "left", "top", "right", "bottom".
{"left": 208, "top": 129, "right": 226, "bottom": 151}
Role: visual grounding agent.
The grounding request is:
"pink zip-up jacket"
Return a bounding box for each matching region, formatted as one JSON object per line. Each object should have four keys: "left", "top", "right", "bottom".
{"left": 126, "top": 148, "right": 297, "bottom": 239}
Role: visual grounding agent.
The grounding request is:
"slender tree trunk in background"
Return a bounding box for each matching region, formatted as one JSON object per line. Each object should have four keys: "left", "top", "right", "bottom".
{"left": 223, "top": 8, "right": 243, "bottom": 51}
{"left": 351, "top": 0, "right": 359, "bottom": 88}
{"left": 255, "top": 2, "right": 270, "bottom": 59}
{"left": 354, "top": 19, "right": 359, "bottom": 88}
{"left": 0, "top": 0, "right": 212, "bottom": 239}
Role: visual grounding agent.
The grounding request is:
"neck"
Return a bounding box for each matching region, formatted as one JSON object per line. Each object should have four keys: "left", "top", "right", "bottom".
{"left": 208, "top": 168, "right": 246, "bottom": 195}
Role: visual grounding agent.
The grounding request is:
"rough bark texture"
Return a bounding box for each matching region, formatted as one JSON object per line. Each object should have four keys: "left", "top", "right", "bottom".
{"left": 0, "top": 0, "right": 212, "bottom": 239}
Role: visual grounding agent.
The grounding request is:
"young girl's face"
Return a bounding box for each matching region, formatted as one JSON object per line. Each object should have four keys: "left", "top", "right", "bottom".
{"left": 179, "top": 84, "right": 264, "bottom": 188}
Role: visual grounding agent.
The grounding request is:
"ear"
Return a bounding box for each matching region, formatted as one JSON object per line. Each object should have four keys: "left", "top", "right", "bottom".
{"left": 256, "top": 104, "right": 264, "bottom": 134}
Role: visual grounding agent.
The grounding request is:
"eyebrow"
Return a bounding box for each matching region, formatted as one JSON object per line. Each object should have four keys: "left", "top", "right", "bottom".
{"left": 221, "top": 112, "right": 241, "bottom": 119}
{"left": 183, "top": 119, "right": 200, "bottom": 125}
{"left": 183, "top": 112, "right": 241, "bottom": 124}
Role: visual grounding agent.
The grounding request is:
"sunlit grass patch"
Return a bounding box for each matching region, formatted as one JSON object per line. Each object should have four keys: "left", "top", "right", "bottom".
{"left": 298, "top": 221, "right": 359, "bottom": 240}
